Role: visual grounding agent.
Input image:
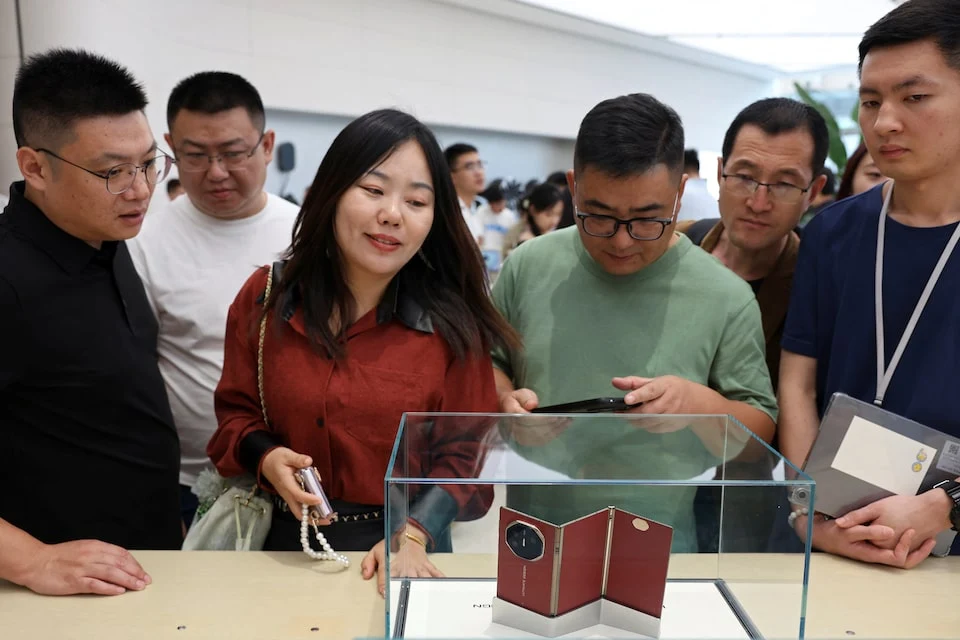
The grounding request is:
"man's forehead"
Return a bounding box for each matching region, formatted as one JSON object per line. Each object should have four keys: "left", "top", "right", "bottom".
{"left": 727, "top": 129, "right": 814, "bottom": 175}
{"left": 170, "top": 108, "right": 259, "bottom": 139}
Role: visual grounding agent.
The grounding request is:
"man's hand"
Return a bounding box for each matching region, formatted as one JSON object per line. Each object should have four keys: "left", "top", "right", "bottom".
{"left": 835, "top": 492, "right": 952, "bottom": 552}
{"left": 20, "top": 540, "right": 152, "bottom": 596}
{"left": 613, "top": 375, "right": 708, "bottom": 415}
{"left": 498, "top": 388, "right": 539, "bottom": 414}
{"left": 795, "top": 514, "right": 935, "bottom": 569}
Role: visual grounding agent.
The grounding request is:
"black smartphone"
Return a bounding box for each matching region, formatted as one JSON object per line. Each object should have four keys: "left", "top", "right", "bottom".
{"left": 531, "top": 397, "right": 638, "bottom": 414}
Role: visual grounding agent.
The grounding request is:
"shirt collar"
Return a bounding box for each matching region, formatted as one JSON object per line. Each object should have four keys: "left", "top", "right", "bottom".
{"left": 274, "top": 266, "right": 433, "bottom": 334}
{"left": 5, "top": 181, "right": 107, "bottom": 274}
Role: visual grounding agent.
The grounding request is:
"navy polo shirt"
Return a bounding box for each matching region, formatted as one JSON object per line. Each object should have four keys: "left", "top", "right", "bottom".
{"left": 783, "top": 184, "right": 960, "bottom": 553}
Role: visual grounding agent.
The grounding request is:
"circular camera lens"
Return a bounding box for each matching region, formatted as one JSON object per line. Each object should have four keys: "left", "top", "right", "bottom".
{"left": 505, "top": 522, "right": 545, "bottom": 561}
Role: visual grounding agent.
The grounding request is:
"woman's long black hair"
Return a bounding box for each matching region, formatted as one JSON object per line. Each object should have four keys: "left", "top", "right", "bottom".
{"left": 265, "top": 108, "right": 520, "bottom": 360}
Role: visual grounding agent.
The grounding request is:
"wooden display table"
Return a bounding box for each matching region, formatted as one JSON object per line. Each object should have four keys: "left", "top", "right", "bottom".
{"left": 0, "top": 552, "right": 956, "bottom": 639}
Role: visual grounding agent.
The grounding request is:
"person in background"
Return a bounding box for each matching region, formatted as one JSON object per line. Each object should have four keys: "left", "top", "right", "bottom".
{"left": 476, "top": 179, "right": 518, "bottom": 278}
{"left": 676, "top": 148, "right": 721, "bottom": 222}
{"left": 546, "top": 170, "right": 576, "bottom": 229}
{"left": 127, "top": 71, "right": 299, "bottom": 528}
{"left": 799, "top": 166, "right": 837, "bottom": 226}
{"left": 444, "top": 142, "right": 485, "bottom": 246}
{"left": 502, "top": 181, "right": 563, "bottom": 259}
{"left": 780, "top": 0, "right": 960, "bottom": 566}
{"left": 209, "top": 109, "right": 520, "bottom": 595}
{"left": 1, "top": 48, "right": 179, "bottom": 596}
{"left": 165, "top": 177, "right": 184, "bottom": 200}
{"left": 836, "top": 141, "right": 888, "bottom": 200}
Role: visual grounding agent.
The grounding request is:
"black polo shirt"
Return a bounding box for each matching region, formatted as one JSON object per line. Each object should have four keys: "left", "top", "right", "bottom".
{"left": 0, "top": 182, "right": 181, "bottom": 549}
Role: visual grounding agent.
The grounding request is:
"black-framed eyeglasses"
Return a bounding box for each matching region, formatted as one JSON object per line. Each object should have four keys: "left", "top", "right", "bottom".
{"left": 37, "top": 148, "right": 173, "bottom": 195}
{"left": 721, "top": 173, "right": 814, "bottom": 204}
{"left": 175, "top": 132, "right": 265, "bottom": 173}
{"left": 576, "top": 210, "right": 675, "bottom": 241}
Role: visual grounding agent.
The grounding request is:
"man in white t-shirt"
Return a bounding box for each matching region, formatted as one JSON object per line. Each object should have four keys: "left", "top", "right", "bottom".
{"left": 444, "top": 143, "right": 485, "bottom": 246}
{"left": 476, "top": 179, "right": 518, "bottom": 276}
{"left": 128, "top": 72, "right": 298, "bottom": 527}
{"left": 677, "top": 149, "right": 721, "bottom": 222}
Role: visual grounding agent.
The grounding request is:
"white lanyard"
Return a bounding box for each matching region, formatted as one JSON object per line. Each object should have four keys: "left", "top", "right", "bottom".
{"left": 874, "top": 182, "right": 960, "bottom": 405}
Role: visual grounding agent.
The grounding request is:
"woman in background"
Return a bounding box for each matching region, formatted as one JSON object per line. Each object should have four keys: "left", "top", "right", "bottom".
{"left": 837, "top": 142, "right": 888, "bottom": 200}
{"left": 209, "top": 109, "right": 519, "bottom": 595}
{"left": 503, "top": 182, "right": 564, "bottom": 259}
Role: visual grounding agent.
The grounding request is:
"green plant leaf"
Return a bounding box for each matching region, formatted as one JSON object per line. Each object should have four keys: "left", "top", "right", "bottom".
{"left": 850, "top": 100, "right": 863, "bottom": 148}
{"left": 793, "top": 82, "right": 847, "bottom": 175}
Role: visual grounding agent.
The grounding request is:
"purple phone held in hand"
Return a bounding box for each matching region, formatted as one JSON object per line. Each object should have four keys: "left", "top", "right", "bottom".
{"left": 296, "top": 466, "right": 338, "bottom": 523}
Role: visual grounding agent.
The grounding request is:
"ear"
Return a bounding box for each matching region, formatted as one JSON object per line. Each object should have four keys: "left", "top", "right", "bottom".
{"left": 163, "top": 133, "right": 174, "bottom": 155}
{"left": 806, "top": 173, "right": 828, "bottom": 206}
{"left": 674, "top": 174, "right": 689, "bottom": 222}
{"left": 565, "top": 169, "right": 575, "bottom": 196}
{"left": 17, "top": 147, "right": 48, "bottom": 194}
{"left": 716, "top": 156, "right": 723, "bottom": 184}
{"left": 260, "top": 130, "right": 276, "bottom": 165}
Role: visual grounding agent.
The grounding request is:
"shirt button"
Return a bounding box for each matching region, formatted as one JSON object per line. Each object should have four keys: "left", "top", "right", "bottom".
{"left": 316, "top": 418, "right": 324, "bottom": 428}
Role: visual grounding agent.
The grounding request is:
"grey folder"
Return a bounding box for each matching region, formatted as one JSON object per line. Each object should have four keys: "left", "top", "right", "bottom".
{"left": 796, "top": 393, "right": 958, "bottom": 556}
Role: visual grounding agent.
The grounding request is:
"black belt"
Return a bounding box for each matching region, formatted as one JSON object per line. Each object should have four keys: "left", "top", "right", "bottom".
{"left": 272, "top": 495, "right": 383, "bottom": 522}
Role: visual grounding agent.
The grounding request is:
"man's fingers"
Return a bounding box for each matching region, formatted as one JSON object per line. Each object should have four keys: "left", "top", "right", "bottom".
{"left": 89, "top": 564, "right": 147, "bottom": 592}
{"left": 78, "top": 577, "right": 126, "bottom": 596}
{"left": 514, "top": 389, "right": 539, "bottom": 411}
{"left": 624, "top": 381, "right": 664, "bottom": 407}
{"left": 836, "top": 503, "right": 880, "bottom": 528}
{"left": 903, "top": 538, "right": 937, "bottom": 569}
{"left": 845, "top": 523, "right": 895, "bottom": 543}
{"left": 611, "top": 376, "right": 651, "bottom": 392}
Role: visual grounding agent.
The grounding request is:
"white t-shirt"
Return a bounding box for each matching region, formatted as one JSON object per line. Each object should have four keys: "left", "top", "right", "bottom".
{"left": 677, "top": 178, "right": 720, "bottom": 222}
{"left": 127, "top": 193, "right": 299, "bottom": 487}
{"left": 475, "top": 203, "right": 518, "bottom": 272}
{"left": 460, "top": 197, "right": 484, "bottom": 246}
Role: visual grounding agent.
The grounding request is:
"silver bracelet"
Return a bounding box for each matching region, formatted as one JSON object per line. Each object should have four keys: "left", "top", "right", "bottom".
{"left": 787, "top": 507, "right": 809, "bottom": 528}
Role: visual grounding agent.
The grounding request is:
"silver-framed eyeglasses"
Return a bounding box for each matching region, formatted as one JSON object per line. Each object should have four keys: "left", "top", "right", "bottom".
{"left": 36, "top": 148, "right": 173, "bottom": 195}
{"left": 175, "top": 132, "right": 265, "bottom": 172}
{"left": 721, "top": 173, "right": 814, "bottom": 204}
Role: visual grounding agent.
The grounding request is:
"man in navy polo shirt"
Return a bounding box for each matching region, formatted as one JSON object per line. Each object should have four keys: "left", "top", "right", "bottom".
{"left": 780, "top": 0, "right": 960, "bottom": 567}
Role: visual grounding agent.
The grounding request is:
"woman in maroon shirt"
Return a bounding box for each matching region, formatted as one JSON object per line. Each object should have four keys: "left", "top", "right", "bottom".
{"left": 209, "top": 109, "right": 519, "bottom": 594}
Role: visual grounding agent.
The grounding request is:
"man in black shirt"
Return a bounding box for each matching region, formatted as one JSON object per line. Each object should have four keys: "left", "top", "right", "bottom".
{"left": 0, "top": 50, "right": 180, "bottom": 596}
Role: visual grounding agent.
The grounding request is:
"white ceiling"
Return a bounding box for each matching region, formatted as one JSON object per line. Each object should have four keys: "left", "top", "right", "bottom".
{"left": 516, "top": 0, "right": 906, "bottom": 72}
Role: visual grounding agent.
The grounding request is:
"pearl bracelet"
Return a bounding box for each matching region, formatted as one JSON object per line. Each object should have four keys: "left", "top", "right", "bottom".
{"left": 300, "top": 504, "right": 350, "bottom": 568}
{"left": 787, "top": 507, "right": 809, "bottom": 528}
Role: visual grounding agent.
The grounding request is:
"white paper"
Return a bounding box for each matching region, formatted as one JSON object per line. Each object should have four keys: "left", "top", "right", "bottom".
{"left": 831, "top": 416, "right": 937, "bottom": 496}
{"left": 389, "top": 579, "right": 751, "bottom": 639}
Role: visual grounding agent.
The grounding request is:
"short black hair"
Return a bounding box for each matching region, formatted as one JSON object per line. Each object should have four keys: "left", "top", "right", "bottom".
{"left": 12, "top": 48, "right": 147, "bottom": 149}
{"left": 721, "top": 98, "right": 829, "bottom": 176}
{"left": 166, "top": 71, "right": 265, "bottom": 131}
{"left": 166, "top": 178, "right": 182, "bottom": 195}
{"left": 479, "top": 179, "right": 505, "bottom": 203}
{"left": 859, "top": 0, "right": 960, "bottom": 73}
{"left": 545, "top": 171, "right": 567, "bottom": 187}
{"left": 443, "top": 143, "right": 478, "bottom": 169}
{"left": 683, "top": 149, "right": 700, "bottom": 173}
{"left": 573, "top": 93, "right": 684, "bottom": 178}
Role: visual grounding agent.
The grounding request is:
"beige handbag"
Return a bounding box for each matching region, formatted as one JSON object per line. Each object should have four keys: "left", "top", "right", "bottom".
{"left": 182, "top": 265, "right": 277, "bottom": 551}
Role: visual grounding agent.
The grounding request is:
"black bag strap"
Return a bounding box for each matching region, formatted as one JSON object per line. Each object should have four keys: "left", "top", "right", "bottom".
{"left": 684, "top": 217, "right": 720, "bottom": 247}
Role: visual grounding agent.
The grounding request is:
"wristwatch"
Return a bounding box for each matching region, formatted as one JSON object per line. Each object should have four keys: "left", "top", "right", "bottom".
{"left": 933, "top": 479, "right": 960, "bottom": 531}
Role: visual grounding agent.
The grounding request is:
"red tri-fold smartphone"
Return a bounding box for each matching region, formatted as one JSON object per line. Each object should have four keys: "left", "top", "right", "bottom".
{"left": 496, "top": 506, "right": 672, "bottom": 618}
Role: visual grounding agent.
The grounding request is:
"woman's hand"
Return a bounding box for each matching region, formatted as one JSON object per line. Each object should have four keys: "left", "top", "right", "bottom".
{"left": 259, "top": 447, "right": 325, "bottom": 518}
{"left": 361, "top": 528, "right": 444, "bottom": 597}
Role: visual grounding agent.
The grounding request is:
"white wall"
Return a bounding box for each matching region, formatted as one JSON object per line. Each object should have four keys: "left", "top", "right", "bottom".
{"left": 2, "top": 0, "right": 775, "bottom": 191}
{"left": 263, "top": 109, "right": 576, "bottom": 203}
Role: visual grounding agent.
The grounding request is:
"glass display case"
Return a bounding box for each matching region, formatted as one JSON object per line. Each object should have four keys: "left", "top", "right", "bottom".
{"left": 384, "top": 412, "right": 814, "bottom": 640}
